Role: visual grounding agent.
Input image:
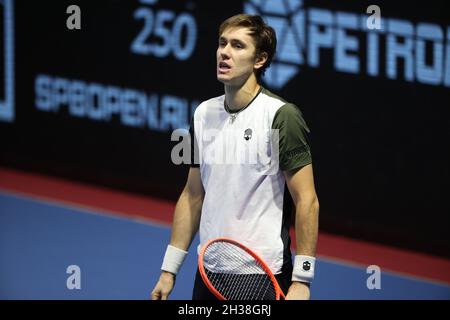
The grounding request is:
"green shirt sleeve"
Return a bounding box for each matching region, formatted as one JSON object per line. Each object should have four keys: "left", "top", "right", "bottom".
{"left": 272, "top": 103, "right": 312, "bottom": 171}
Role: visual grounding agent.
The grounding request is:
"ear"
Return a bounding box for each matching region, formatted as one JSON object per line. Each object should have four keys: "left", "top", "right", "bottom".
{"left": 254, "top": 52, "right": 268, "bottom": 70}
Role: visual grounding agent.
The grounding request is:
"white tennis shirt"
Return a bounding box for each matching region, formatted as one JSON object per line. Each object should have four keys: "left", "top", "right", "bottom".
{"left": 190, "top": 87, "right": 312, "bottom": 274}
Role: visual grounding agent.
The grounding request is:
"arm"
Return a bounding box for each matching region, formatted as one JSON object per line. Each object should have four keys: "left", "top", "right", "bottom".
{"left": 284, "top": 164, "right": 319, "bottom": 300}
{"left": 151, "top": 167, "right": 204, "bottom": 300}
{"left": 169, "top": 167, "right": 204, "bottom": 251}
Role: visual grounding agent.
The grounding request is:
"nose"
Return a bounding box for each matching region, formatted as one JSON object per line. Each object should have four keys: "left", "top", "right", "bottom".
{"left": 218, "top": 44, "right": 231, "bottom": 60}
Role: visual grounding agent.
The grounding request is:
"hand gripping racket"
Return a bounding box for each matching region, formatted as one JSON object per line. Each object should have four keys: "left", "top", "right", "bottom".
{"left": 198, "top": 238, "right": 285, "bottom": 300}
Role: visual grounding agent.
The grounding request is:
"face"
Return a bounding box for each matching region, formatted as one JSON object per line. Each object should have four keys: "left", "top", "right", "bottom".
{"left": 216, "top": 27, "right": 264, "bottom": 86}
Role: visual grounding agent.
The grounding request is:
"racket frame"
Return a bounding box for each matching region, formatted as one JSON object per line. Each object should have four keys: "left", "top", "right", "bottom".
{"left": 198, "top": 237, "right": 286, "bottom": 300}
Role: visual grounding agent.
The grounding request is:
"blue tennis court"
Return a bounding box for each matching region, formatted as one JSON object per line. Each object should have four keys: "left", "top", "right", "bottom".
{"left": 1, "top": 191, "right": 449, "bottom": 300}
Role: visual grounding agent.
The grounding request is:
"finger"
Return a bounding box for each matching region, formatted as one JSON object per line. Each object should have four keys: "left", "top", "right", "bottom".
{"left": 151, "top": 291, "right": 161, "bottom": 300}
{"left": 161, "top": 288, "right": 171, "bottom": 300}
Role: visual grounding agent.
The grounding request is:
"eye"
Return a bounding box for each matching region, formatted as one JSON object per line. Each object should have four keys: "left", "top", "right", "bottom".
{"left": 232, "top": 41, "right": 245, "bottom": 49}
{"left": 219, "top": 39, "right": 227, "bottom": 47}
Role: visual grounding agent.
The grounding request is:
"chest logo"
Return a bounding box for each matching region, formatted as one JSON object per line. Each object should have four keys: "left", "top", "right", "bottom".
{"left": 244, "top": 128, "right": 253, "bottom": 140}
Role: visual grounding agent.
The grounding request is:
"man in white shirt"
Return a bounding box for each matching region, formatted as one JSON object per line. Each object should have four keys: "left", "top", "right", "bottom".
{"left": 152, "top": 13, "right": 319, "bottom": 300}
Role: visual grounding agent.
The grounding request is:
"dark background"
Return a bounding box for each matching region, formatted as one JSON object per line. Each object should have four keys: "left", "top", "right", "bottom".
{"left": 1, "top": 0, "right": 449, "bottom": 257}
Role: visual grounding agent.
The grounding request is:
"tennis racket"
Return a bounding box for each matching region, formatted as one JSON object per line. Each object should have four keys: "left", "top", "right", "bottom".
{"left": 198, "top": 237, "right": 285, "bottom": 300}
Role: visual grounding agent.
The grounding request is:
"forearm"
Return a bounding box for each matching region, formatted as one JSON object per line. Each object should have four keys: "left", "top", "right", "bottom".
{"left": 294, "top": 195, "right": 319, "bottom": 257}
{"left": 285, "top": 195, "right": 319, "bottom": 299}
{"left": 169, "top": 188, "right": 203, "bottom": 251}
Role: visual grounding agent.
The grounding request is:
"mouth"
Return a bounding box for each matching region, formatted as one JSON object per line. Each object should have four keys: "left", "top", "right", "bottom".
{"left": 218, "top": 61, "right": 232, "bottom": 73}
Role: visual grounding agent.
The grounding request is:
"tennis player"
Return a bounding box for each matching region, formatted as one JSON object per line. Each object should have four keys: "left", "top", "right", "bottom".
{"left": 151, "top": 13, "right": 319, "bottom": 300}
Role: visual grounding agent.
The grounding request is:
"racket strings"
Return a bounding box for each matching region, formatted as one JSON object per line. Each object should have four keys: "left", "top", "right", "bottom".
{"left": 203, "top": 242, "right": 277, "bottom": 300}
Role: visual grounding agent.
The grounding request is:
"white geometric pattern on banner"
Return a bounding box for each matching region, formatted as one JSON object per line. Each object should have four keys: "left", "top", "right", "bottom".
{"left": 0, "top": 0, "right": 15, "bottom": 122}
{"left": 244, "top": 0, "right": 304, "bottom": 89}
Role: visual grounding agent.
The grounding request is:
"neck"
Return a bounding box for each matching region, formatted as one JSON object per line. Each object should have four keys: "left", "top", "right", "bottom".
{"left": 224, "top": 75, "right": 260, "bottom": 111}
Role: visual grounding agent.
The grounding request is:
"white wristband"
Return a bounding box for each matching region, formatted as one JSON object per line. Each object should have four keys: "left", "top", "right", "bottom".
{"left": 161, "top": 245, "right": 188, "bottom": 275}
{"left": 292, "top": 255, "right": 316, "bottom": 283}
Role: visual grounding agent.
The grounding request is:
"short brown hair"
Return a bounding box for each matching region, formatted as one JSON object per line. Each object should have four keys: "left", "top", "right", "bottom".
{"left": 219, "top": 14, "right": 277, "bottom": 80}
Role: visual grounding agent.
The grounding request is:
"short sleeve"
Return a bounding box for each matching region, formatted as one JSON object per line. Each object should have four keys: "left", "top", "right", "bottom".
{"left": 272, "top": 103, "right": 312, "bottom": 171}
{"left": 189, "top": 116, "right": 200, "bottom": 167}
